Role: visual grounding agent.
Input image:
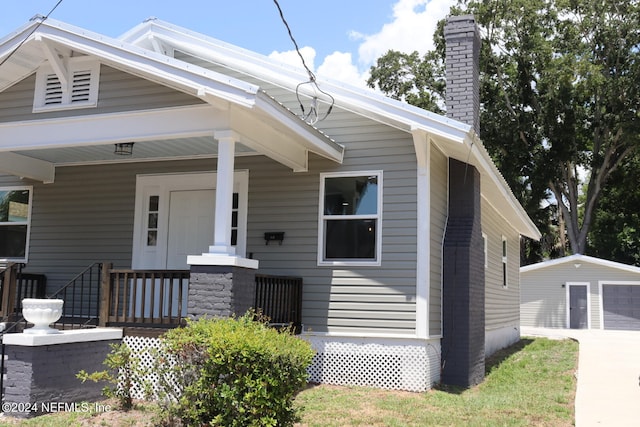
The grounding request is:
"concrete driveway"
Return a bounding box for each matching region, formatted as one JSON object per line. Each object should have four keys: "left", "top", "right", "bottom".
{"left": 522, "top": 327, "right": 640, "bottom": 427}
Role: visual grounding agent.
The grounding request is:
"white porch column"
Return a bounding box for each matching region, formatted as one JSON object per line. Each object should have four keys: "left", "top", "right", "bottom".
{"left": 210, "top": 131, "right": 236, "bottom": 255}
{"left": 187, "top": 130, "right": 258, "bottom": 269}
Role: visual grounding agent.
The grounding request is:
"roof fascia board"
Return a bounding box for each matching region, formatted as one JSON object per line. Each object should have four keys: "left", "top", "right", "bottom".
{"left": 255, "top": 92, "right": 344, "bottom": 164}
{"left": 466, "top": 132, "right": 541, "bottom": 239}
{"left": 133, "top": 21, "right": 470, "bottom": 140}
{"left": 0, "top": 151, "right": 55, "bottom": 183}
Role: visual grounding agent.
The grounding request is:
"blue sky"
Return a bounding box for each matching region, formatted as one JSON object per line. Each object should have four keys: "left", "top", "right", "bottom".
{"left": 1, "top": 0, "right": 456, "bottom": 86}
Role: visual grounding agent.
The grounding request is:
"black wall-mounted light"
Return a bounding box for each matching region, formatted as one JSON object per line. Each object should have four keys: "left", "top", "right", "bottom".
{"left": 264, "top": 232, "right": 285, "bottom": 245}
{"left": 114, "top": 142, "right": 135, "bottom": 155}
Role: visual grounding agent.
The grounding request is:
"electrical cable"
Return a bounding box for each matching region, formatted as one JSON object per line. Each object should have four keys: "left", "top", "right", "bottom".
{"left": 272, "top": 0, "right": 334, "bottom": 124}
{"left": 0, "top": 0, "right": 64, "bottom": 69}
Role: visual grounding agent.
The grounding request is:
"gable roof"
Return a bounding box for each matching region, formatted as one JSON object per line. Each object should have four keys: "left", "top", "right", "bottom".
{"left": 119, "top": 18, "right": 540, "bottom": 240}
{"left": 0, "top": 16, "right": 540, "bottom": 240}
{"left": 521, "top": 254, "right": 640, "bottom": 274}
{"left": 0, "top": 16, "right": 343, "bottom": 175}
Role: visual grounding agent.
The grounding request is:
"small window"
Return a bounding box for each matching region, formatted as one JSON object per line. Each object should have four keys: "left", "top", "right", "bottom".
{"left": 319, "top": 172, "right": 382, "bottom": 266}
{"left": 146, "top": 196, "right": 159, "bottom": 246}
{"left": 33, "top": 58, "right": 100, "bottom": 112}
{"left": 502, "top": 235, "right": 508, "bottom": 288}
{"left": 482, "top": 232, "right": 488, "bottom": 269}
{"left": 0, "top": 187, "right": 32, "bottom": 262}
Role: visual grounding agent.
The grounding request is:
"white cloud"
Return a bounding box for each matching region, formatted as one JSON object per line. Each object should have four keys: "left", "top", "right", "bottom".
{"left": 267, "top": 0, "right": 457, "bottom": 89}
{"left": 316, "top": 51, "right": 368, "bottom": 88}
{"left": 268, "top": 46, "right": 317, "bottom": 72}
{"left": 358, "top": 0, "right": 456, "bottom": 65}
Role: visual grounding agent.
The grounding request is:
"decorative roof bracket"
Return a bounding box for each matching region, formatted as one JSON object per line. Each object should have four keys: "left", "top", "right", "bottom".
{"left": 35, "top": 35, "right": 68, "bottom": 92}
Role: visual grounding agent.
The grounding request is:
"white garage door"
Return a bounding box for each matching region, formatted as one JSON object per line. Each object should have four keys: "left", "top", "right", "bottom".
{"left": 602, "top": 284, "right": 640, "bottom": 330}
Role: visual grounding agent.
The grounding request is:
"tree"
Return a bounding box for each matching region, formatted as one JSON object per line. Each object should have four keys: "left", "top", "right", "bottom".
{"left": 588, "top": 152, "right": 640, "bottom": 265}
{"left": 368, "top": 0, "right": 640, "bottom": 258}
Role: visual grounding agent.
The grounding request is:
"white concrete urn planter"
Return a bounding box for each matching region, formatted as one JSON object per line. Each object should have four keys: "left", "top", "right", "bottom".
{"left": 21, "top": 298, "right": 63, "bottom": 334}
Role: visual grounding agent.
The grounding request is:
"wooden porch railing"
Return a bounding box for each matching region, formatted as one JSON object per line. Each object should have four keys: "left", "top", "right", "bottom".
{"left": 0, "top": 263, "right": 47, "bottom": 322}
{"left": 254, "top": 274, "right": 303, "bottom": 333}
{"left": 0, "top": 263, "right": 19, "bottom": 321}
{"left": 100, "top": 268, "right": 303, "bottom": 333}
{"left": 100, "top": 268, "right": 190, "bottom": 328}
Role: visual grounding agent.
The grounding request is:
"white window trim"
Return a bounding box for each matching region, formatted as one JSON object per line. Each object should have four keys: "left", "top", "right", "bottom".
{"left": 33, "top": 57, "right": 100, "bottom": 113}
{"left": 132, "top": 171, "right": 248, "bottom": 269}
{"left": 502, "top": 235, "right": 508, "bottom": 288}
{"left": 317, "top": 171, "right": 383, "bottom": 267}
{"left": 0, "top": 186, "right": 33, "bottom": 263}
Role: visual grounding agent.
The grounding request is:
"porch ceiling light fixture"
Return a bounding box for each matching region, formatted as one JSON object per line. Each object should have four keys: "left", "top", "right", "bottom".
{"left": 114, "top": 142, "right": 135, "bottom": 156}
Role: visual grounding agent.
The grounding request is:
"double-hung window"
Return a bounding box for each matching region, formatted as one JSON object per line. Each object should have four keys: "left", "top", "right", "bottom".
{"left": 0, "top": 187, "right": 32, "bottom": 262}
{"left": 319, "top": 172, "right": 382, "bottom": 266}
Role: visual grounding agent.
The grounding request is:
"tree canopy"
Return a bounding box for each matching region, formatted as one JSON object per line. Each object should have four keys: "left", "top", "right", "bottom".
{"left": 368, "top": 0, "right": 640, "bottom": 263}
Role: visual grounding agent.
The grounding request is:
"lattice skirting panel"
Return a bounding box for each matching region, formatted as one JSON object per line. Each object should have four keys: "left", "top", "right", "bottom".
{"left": 122, "top": 335, "right": 164, "bottom": 400}
{"left": 122, "top": 334, "right": 442, "bottom": 395}
{"left": 303, "top": 335, "right": 442, "bottom": 392}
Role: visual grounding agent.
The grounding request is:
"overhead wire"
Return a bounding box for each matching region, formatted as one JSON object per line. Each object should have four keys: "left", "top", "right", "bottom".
{"left": 0, "top": 0, "right": 64, "bottom": 69}
{"left": 272, "top": 0, "right": 334, "bottom": 124}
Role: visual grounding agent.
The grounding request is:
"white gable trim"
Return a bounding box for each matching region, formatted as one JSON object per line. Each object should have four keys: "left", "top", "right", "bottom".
{"left": 521, "top": 254, "right": 640, "bottom": 274}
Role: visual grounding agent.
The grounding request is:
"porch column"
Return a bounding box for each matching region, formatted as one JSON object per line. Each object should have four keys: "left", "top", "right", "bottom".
{"left": 210, "top": 130, "right": 237, "bottom": 256}
{"left": 187, "top": 130, "right": 258, "bottom": 270}
{"left": 186, "top": 130, "right": 258, "bottom": 321}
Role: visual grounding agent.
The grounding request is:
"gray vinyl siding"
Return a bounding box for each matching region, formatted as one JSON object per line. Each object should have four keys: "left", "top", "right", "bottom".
{"left": 520, "top": 264, "right": 568, "bottom": 328}
{"left": 175, "top": 51, "right": 424, "bottom": 334}
{"left": 22, "top": 159, "right": 216, "bottom": 293}
{"left": 482, "top": 197, "right": 521, "bottom": 330}
{"left": 15, "top": 110, "right": 419, "bottom": 335}
{"left": 0, "top": 65, "right": 202, "bottom": 123}
{"left": 521, "top": 260, "right": 640, "bottom": 329}
{"left": 429, "top": 145, "right": 448, "bottom": 336}
{"left": 244, "top": 114, "right": 419, "bottom": 335}
{"left": 1, "top": 49, "right": 423, "bottom": 335}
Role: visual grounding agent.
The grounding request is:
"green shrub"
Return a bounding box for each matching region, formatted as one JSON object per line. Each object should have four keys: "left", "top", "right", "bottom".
{"left": 77, "top": 342, "right": 150, "bottom": 410}
{"left": 154, "top": 314, "right": 315, "bottom": 426}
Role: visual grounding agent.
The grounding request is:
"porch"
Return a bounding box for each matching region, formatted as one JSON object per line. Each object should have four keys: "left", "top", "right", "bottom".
{"left": 0, "top": 262, "right": 303, "bottom": 336}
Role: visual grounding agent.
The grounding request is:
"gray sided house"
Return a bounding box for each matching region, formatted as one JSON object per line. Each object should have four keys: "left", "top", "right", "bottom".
{"left": 521, "top": 254, "right": 640, "bottom": 331}
{"left": 0, "top": 15, "right": 539, "bottom": 391}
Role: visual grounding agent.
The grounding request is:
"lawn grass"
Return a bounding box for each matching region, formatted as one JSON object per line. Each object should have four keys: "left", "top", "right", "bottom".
{"left": 0, "top": 337, "right": 578, "bottom": 427}
{"left": 294, "top": 337, "right": 578, "bottom": 427}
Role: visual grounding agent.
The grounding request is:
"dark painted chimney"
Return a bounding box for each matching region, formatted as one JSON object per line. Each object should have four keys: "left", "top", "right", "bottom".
{"left": 440, "top": 15, "right": 486, "bottom": 387}
{"left": 444, "top": 14, "right": 481, "bottom": 135}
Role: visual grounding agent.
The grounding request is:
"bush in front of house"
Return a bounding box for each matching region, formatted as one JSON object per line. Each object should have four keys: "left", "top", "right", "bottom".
{"left": 154, "top": 314, "right": 315, "bottom": 427}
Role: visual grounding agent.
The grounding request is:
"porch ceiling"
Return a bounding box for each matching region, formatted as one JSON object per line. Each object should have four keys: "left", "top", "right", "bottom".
{"left": 12, "top": 135, "right": 256, "bottom": 166}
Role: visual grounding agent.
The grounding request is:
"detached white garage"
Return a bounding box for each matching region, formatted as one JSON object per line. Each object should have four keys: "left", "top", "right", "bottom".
{"left": 520, "top": 255, "right": 640, "bottom": 330}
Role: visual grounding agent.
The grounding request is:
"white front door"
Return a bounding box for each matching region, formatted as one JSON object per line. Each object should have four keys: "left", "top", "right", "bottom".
{"left": 166, "top": 190, "right": 215, "bottom": 269}
{"left": 132, "top": 171, "right": 249, "bottom": 269}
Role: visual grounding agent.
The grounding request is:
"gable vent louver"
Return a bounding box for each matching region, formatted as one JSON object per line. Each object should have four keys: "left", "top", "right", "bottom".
{"left": 44, "top": 73, "right": 63, "bottom": 105}
{"left": 71, "top": 70, "right": 92, "bottom": 103}
{"left": 33, "top": 59, "right": 100, "bottom": 113}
